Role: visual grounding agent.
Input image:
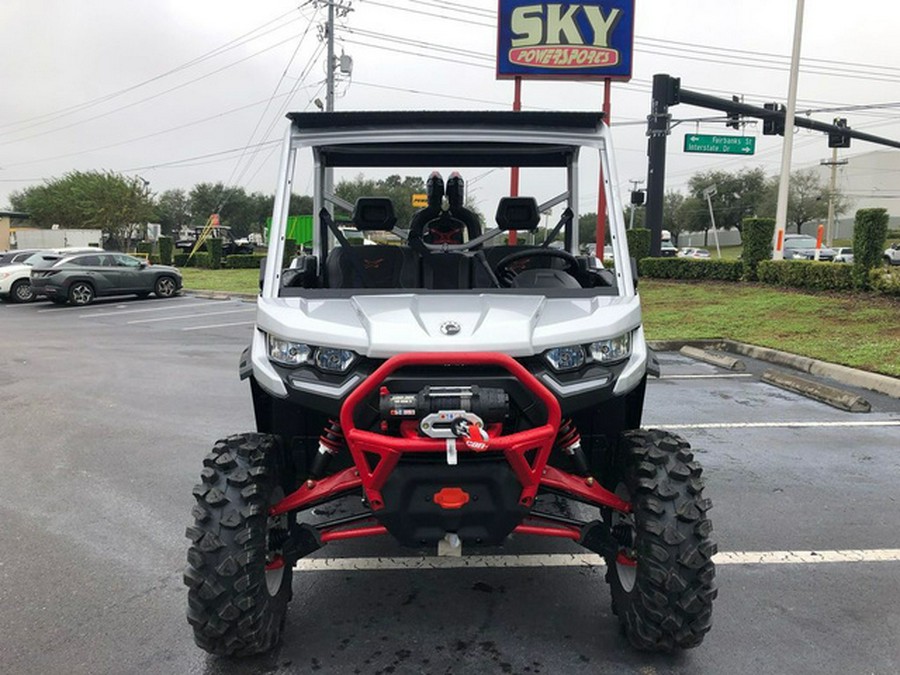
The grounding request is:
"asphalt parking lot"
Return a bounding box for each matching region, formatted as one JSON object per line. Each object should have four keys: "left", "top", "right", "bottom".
{"left": 1, "top": 294, "right": 899, "bottom": 675}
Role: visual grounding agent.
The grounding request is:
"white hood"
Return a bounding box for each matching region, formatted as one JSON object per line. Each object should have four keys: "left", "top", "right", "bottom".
{"left": 256, "top": 293, "right": 641, "bottom": 358}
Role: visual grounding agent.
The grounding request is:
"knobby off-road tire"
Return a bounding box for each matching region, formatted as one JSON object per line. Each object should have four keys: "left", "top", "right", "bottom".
{"left": 604, "top": 429, "right": 717, "bottom": 652}
{"left": 185, "top": 433, "right": 294, "bottom": 656}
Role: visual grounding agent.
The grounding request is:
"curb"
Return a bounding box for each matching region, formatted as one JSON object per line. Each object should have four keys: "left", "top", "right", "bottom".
{"left": 648, "top": 338, "right": 900, "bottom": 400}
{"left": 185, "top": 290, "right": 257, "bottom": 302}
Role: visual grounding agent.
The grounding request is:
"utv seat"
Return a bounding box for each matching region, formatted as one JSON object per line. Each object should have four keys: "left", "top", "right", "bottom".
{"left": 326, "top": 246, "right": 419, "bottom": 289}
{"left": 325, "top": 197, "right": 420, "bottom": 289}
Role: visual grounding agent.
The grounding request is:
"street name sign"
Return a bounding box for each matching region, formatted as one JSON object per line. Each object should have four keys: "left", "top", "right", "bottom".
{"left": 684, "top": 134, "right": 755, "bottom": 155}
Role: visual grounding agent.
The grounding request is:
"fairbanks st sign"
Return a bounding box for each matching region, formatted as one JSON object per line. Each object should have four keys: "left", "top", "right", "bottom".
{"left": 683, "top": 134, "right": 756, "bottom": 155}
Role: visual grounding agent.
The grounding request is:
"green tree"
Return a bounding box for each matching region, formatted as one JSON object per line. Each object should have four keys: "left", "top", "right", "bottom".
{"left": 758, "top": 168, "right": 848, "bottom": 233}
{"left": 579, "top": 212, "right": 599, "bottom": 245}
{"left": 11, "top": 171, "right": 154, "bottom": 249}
{"left": 662, "top": 191, "right": 686, "bottom": 245}
{"left": 335, "top": 174, "right": 426, "bottom": 228}
{"left": 155, "top": 189, "right": 191, "bottom": 236}
{"left": 675, "top": 196, "right": 709, "bottom": 236}
{"left": 687, "top": 167, "right": 768, "bottom": 232}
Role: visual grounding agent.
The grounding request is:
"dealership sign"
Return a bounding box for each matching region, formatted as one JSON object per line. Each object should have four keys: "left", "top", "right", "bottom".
{"left": 497, "top": 1, "right": 634, "bottom": 80}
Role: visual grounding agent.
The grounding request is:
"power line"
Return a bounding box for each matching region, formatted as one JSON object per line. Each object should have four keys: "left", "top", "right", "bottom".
{"left": 0, "top": 7, "right": 308, "bottom": 137}
{"left": 0, "top": 29, "right": 311, "bottom": 149}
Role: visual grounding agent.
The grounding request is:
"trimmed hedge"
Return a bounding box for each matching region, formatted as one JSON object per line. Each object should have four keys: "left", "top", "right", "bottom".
{"left": 757, "top": 260, "right": 854, "bottom": 291}
{"left": 224, "top": 254, "right": 268, "bottom": 269}
{"left": 741, "top": 217, "right": 775, "bottom": 281}
{"left": 206, "top": 237, "right": 224, "bottom": 269}
{"left": 852, "top": 208, "right": 889, "bottom": 289}
{"left": 870, "top": 268, "right": 900, "bottom": 296}
{"left": 149, "top": 254, "right": 161, "bottom": 265}
{"left": 626, "top": 228, "right": 650, "bottom": 261}
{"left": 136, "top": 241, "right": 154, "bottom": 256}
{"left": 158, "top": 236, "right": 173, "bottom": 265}
{"left": 173, "top": 252, "right": 210, "bottom": 268}
{"left": 638, "top": 257, "right": 743, "bottom": 281}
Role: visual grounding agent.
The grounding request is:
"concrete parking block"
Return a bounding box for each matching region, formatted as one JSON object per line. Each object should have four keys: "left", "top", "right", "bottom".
{"left": 679, "top": 345, "right": 746, "bottom": 371}
{"left": 761, "top": 369, "right": 872, "bottom": 413}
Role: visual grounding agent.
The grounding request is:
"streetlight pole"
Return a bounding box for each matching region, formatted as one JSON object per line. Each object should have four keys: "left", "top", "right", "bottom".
{"left": 772, "top": 0, "right": 805, "bottom": 260}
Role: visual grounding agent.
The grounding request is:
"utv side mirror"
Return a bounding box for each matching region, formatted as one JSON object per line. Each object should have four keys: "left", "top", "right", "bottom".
{"left": 630, "top": 256, "right": 639, "bottom": 289}
{"left": 258, "top": 256, "right": 267, "bottom": 291}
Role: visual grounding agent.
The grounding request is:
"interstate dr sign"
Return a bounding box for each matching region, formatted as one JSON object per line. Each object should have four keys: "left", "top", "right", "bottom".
{"left": 684, "top": 134, "right": 757, "bottom": 155}
{"left": 497, "top": 1, "right": 635, "bottom": 80}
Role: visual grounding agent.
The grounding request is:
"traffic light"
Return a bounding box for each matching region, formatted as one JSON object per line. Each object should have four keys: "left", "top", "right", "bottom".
{"left": 763, "top": 103, "right": 785, "bottom": 135}
{"left": 726, "top": 95, "right": 741, "bottom": 129}
{"left": 829, "top": 118, "right": 851, "bottom": 148}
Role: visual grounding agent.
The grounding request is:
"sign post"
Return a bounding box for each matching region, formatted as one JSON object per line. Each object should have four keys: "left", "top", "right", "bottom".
{"left": 497, "top": 1, "right": 635, "bottom": 251}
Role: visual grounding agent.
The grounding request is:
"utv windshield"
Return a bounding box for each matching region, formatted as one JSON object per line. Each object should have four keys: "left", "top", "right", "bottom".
{"left": 262, "top": 111, "right": 634, "bottom": 299}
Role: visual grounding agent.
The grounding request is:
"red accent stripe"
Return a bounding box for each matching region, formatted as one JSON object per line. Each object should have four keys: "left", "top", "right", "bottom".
{"left": 514, "top": 524, "right": 581, "bottom": 541}
{"left": 320, "top": 525, "right": 389, "bottom": 543}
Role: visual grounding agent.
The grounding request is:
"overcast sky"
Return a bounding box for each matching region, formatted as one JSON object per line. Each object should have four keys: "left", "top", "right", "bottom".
{"left": 2, "top": 0, "right": 899, "bottom": 217}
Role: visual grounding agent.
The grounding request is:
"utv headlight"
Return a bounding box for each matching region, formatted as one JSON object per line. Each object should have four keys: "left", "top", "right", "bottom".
{"left": 314, "top": 347, "right": 357, "bottom": 373}
{"left": 267, "top": 334, "right": 311, "bottom": 367}
{"left": 544, "top": 345, "right": 586, "bottom": 372}
{"left": 589, "top": 332, "right": 632, "bottom": 364}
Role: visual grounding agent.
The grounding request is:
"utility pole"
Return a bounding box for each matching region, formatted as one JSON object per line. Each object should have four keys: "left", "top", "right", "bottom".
{"left": 820, "top": 150, "right": 848, "bottom": 247}
{"left": 326, "top": 0, "right": 335, "bottom": 112}
{"left": 315, "top": 0, "right": 353, "bottom": 112}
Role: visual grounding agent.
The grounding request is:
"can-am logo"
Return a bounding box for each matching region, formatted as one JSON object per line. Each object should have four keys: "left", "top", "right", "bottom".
{"left": 496, "top": 1, "right": 634, "bottom": 81}
{"left": 509, "top": 4, "right": 622, "bottom": 68}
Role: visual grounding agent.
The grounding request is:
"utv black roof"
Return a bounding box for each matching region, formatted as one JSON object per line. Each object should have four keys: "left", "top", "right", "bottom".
{"left": 286, "top": 111, "right": 606, "bottom": 168}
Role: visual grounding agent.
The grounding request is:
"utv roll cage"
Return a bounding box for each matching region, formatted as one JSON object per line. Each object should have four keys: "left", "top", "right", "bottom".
{"left": 261, "top": 111, "right": 635, "bottom": 298}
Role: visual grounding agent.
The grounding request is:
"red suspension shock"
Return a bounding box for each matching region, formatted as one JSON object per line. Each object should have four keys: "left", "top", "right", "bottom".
{"left": 311, "top": 419, "right": 345, "bottom": 477}
{"left": 556, "top": 418, "right": 589, "bottom": 476}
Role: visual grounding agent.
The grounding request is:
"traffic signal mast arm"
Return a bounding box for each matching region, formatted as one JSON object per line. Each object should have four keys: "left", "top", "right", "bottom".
{"left": 676, "top": 85, "right": 900, "bottom": 149}
{"left": 644, "top": 73, "right": 900, "bottom": 257}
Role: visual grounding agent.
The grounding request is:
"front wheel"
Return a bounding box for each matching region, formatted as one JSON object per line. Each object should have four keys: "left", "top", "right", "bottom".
{"left": 604, "top": 429, "right": 717, "bottom": 652}
{"left": 185, "top": 433, "right": 293, "bottom": 656}
{"left": 10, "top": 279, "right": 35, "bottom": 303}
{"left": 154, "top": 275, "right": 178, "bottom": 298}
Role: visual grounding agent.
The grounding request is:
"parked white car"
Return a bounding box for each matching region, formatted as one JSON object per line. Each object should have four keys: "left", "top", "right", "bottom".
{"left": 885, "top": 243, "right": 900, "bottom": 266}
{"left": 833, "top": 247, "right": 854, "bottom": 263}
{"left": 0, "top": 247, "right": 99, "bottom": 303}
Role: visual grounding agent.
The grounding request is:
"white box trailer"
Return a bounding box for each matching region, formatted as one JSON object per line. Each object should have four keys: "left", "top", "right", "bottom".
{"left": 10, "top": 228, "right": 103, "bottom": 249}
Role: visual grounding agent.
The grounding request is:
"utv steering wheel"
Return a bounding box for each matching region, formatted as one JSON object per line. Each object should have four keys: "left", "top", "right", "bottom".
{"left": 494, "top": 248, "right": 581, "bottom": 287}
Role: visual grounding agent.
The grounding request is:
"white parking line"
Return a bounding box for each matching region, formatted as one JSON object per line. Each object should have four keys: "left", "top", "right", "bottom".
{"left": 294, "top": 549, "right": 900, "bottom": 572}
{"left": 659, "top": 421, "right": 900, "bottom": 430}
{"left": 658, "top": 374, "right": 754, "bottom": 379}
{"left": 77, "top": 301, "right": 217, "bottom": 318}
{"left": 126, "top": 308, "right": 254, "bottom": 324}
{"left": 37, "top": 299, "right": 201, "bottom": 314}
{"left": 182, "top": 321, "right": 255, "bottom": 331}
